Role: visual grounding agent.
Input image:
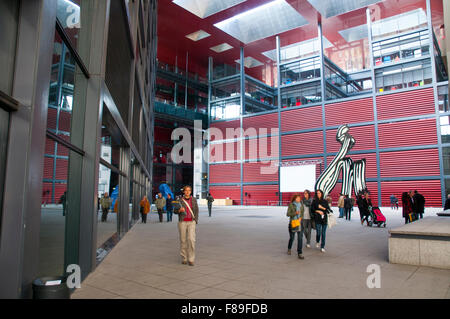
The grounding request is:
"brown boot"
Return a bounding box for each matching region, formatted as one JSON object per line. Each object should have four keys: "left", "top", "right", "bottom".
{"left": 287, "top": 249, "right": 291, "bottom": 255}
{"left": 182, "top": 260, "right": 187, "bottom": 265}
{"left": 188, "top": 261, "right": 194, "bottom": 266}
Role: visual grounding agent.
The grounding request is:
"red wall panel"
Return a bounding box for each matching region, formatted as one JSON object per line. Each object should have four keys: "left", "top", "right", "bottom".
{"left": 244, "top": 136, "right": 278, "bottom": 160}
{"left": 56, "top": 135, "right": 70, "bottom": 156}
{"left": 243, "top": 184, "right": 279, "bottom": 205}
{"left": 209, "top": 186, "right": 241, "bottom": 205}
{"left": 380, "top": 149, "right": 440, "bottom": 178}
{"left": 378, "top": 119, "right": 437, "bottom": 149}
{"left": 45, "top": 138, "right": 55, "bottom": 155}
{"left": 376, "top": 88, "right": 435, "bottom": 120}
{"left": 243, "top": 161, "right": 279, "bottom": 183}
{"left": 43, "top": 157, "right": 54, "bottom": 180}
{"left": 381, "top": 180, "right": 442, "bottom": 207}
{"left": 209, "top": 163, "right": 240, "bottom": 184}
{"left": 326, "top": 125, "right": 376, "bottom": 153}
{"left": 325, "top": 98, "right": 373, "bottom": 126}
{"left": 243, "top": 112, "right": 278, "bottom": 137}
{"left": 54, "top": 158, "right": 68, "bottom": 180}
{"left": 58, "top": 110, "right": 71, "bottom": 132}
{"left": 210, "top": 120, "right": 240, "bottom": 141}
{"left": 280, "top": 105, "right": 322, "bottom": 132}
{"left": 47, "top": 108, "right": 57, "bottom": 130}
{"left": 327, "top": 153, "right": 378, "bottom": 179}
{"left": 209, "top": 140, "right": 241, "bottom": 163}
{"left": 281, "top": 131, "right": 324, "bottom": 156}
{"left": 154, "top": 127, "right": 173, "bottom": 143}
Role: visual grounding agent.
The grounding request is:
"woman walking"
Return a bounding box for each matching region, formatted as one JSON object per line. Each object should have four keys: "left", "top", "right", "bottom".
{"left": 301, "top": 190, "right": 313, "bottom": 248}
{"left": 312, "top": 189, "right": 330, "bottom": 253}
{"left": 286, "top": 194, "right": 304, "bottom": 259}
{"left": 402, "top": 191, "right": 413, "bottom": 224}
{"left": 139, "top": 195, "right": 150, "bottom": 223}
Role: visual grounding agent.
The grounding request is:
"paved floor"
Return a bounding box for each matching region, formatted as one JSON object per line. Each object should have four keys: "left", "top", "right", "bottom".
{"left": 72, "top": 206, "right": 450, "bottom": 299}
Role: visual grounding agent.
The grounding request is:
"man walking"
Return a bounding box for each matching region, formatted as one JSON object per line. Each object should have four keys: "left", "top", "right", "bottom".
{"left": 413, "top": 190, "right": 425, "bottom": 219}
{"left": 174, "top": 185, "right": 199, "bottom": 266}
{"left": 166, "top": 193, "right": 173, "bottom": 222}
{"left": 337, "top": 193, "right": 345, "bottom": 218}
{"left": 206, "top": 193, "right": 214, "bottom": 217}
{"left": 100, "top": 192, "right": 112, "bottom": 222}
{"left": 155, "top": 193, "right": 166, "bottom": 223}
{"left": 344, "top": 195, "right": 353, "bottom": 220}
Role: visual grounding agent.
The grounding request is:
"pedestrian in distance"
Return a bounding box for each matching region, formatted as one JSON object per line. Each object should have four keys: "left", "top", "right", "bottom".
{"left": 60, "top": 191, "right": 67, "bottom": 216}
{"left": 206, "top": 193, "right": 214, "bottom": 217}
{"left": 155, "top": 193, "right": 166, "bottom": 223}
{"left": 166, "top": 193, "right": 173, "bottom": 222}
{"left": 286, "top": 194, "right": 305, "bottom": 259}
{"left": 413, "top": 190, "right": 425, "bottom": 219}
{"left": 174, "top": 185, "right": 199, "bottom": 266}
{"left": 100, "top": 192, "right": 112, "bottom": 222}
{"left": 402, "top": 191, "right": 414, "bottom": 224}
{"left": 444, "top": 194, "right": 450, "bottom": 210}
{"left": 338, "top": 193, "right": 345, "bottom": 218}
{"left": 344, "top": 195, "right": 353, "bottom": 220}
{"left": 139, "top": 195, "right": 150, "bottom": 224}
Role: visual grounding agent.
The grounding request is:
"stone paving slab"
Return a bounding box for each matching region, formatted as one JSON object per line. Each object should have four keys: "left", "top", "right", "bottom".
{"left": 72, "top": 206, "right": 450, "bottom": 299}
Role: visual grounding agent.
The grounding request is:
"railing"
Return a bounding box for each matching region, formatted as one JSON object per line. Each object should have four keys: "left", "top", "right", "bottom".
{"left": 154, "top": 100, "right": 208, "bottom": 122}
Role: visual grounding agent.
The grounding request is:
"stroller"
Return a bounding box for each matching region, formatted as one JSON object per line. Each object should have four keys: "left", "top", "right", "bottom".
{"left": 368, "top": 206, "right": 386, "bottom": 227}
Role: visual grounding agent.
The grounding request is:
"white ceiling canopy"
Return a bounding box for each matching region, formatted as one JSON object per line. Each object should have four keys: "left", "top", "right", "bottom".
{"left": 234, "top": 56, "right": 264, "bottom": 68}
{"left": 262, "top": 37, "right": 333, "bottom": 61}
{"left": 210, "top": 43, "right": 234, "bottom": 53}
{"left": 338, "top": 24, "right": 368, "bottom": 42}
{"left": 172, "top": 0, "right": 247, "bottom": 19}
{"left": 307, "top": 0, "right": 383, "bottom": 18}
{"left": 185, "top": 30, "right": 211, "bottom": 41}
{"left": 214, "top": 0, "right": 309, "bottom": 44}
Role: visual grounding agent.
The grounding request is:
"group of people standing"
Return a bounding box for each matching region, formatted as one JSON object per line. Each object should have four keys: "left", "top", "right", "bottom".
{"left": 286, "top": 189, "right": 332, "bottom": 259}
{"left": 401, "top": 190, "right": 425, "bottom": 224}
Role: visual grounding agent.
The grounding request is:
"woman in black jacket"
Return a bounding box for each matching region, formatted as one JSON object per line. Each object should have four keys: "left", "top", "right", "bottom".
{"left": 360, "top": 192, "right": 372, "bottom": 226}
{"left": 312, "top": 189, "right": 331, "bottom": 253}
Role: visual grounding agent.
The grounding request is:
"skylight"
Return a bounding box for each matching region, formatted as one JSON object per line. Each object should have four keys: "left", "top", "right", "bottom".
{"left": 185, "top": 30, "right": 211, "bottom": 41}
{"left": 307, "top": 0, "right": 383, "bottom": 18}
{"left": 210, "top": 43, "right": 234, "bottom": 53}
{"left": 338, "top": 24, "right": 369, "bottom": 43}
{"left": 214, "top": 0, "right": 308, "bottom": 44}
{"left": 234, "top": 57, "right": 264, "bottom": 68}
{"left": 173, "top": 0, "right": 247, "bottom": 19}
{"left": 262, "top": 37, "right": 334, "bottom": 61}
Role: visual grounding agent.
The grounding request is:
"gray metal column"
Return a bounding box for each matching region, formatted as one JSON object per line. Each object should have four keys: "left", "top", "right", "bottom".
{"left": 69, "top": 0, "right": 111, "bottom": 280}
{"left": 318, "top": 22, "right": 328, "bottom": 168}
{"left": 207, "top": 56, "right": 212, "bottom": 195}
{"left": 0, "top": 0, "right": 56, "bottom": 298}
{"left": 276, "top": 36, "right": 282, "bottom": 204}
{"left": 367, "top": 8, "right": 382, "bottom": 207}
{"left": 240, "top": 46, "right": 245, "bottom": 204}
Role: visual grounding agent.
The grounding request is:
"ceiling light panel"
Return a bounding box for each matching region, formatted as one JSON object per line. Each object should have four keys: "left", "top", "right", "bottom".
{"left": 235, "top": 57, "right": 264, "bottom": 68}
{"left": 185, "top": 30, "right": 211, "bottom": 41}
{"left": 307, "top": 0, "right": 383, "bottom": 18}
{"left": 262, "top": 37, "right": 333, "bottom": 61}
{"left": 338, "top": 24, "right": 368, "bottom": 42}
{"left": 214, "top": 0, "right": 309, "bottom": 44}
{"left": 210, "top": 43, "right": 234, "bottom": 53}
{"left": 173, "top": 0, "right": 247, "bottom": 19}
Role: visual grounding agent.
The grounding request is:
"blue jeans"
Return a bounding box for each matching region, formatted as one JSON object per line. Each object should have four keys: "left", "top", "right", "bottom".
{"left": 288, "top": 226, "right": 303, "bottom": 254}
{"left": 339, "top": 207, "right": 344, "bottom": 218}
{"left": 315, "top": 223, "right": 327, "bottom": 249}
{"left": 167, "top": 209, "right": 173, "bottom": 222}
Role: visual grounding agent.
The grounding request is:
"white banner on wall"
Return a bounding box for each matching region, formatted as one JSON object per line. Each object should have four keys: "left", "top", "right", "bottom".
{"left": 280, "top": 164, "right": 316, "bottom": 193}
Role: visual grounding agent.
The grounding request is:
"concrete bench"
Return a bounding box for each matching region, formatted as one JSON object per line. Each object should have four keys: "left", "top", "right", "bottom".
{"left": 389, "top": 216, "right": 450, "bottom": 269}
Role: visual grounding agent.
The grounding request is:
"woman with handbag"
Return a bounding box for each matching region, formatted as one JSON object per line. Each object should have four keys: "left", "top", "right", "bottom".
{"left": 300, "top": 190, "right": 313, "bottom": 248}
{"left": 402, "top": 191, "right": 413, "bottom": 224}
{"left": 286, "top": 194, "right": 305, "bottom": 259}
{"left": 312, "top": 189, "right": 330, "bottom": 253}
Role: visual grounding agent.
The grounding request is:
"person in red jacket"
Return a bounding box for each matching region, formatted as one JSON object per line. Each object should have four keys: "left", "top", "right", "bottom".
{"left": 402, "top": 191, "right": 414, "bottom": 224}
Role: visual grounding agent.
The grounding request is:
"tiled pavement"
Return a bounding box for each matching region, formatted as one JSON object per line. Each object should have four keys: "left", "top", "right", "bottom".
{"left": 72, "top": 206, "right": 450, "bottom": 299}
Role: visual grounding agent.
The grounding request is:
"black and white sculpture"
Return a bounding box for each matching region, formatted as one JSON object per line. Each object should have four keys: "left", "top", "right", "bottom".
{"left": 315, "top": 124, "right": 367, "bottom": 197}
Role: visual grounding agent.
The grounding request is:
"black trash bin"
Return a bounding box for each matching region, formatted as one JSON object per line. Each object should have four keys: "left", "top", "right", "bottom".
{"left": 32, "top": 276, "right": 70, "bottom": 299}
